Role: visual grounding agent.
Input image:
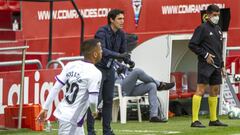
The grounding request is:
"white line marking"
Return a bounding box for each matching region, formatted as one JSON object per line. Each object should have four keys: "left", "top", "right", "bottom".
{"left": 95, "top": 129, "right": 181, "bottom": 134}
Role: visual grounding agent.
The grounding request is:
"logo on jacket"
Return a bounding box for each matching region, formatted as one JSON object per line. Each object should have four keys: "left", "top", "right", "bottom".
{"left": 132, "top": 0, "right": 142, "bottom": 26}
{"left": 202, "top": 13, "right": 208, "bottom": 23}
{"left": 209, "top": 32, "right": 213, "bottom": 36}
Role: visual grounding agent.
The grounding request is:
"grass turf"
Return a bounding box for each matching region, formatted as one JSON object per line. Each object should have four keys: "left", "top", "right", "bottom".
{"left": 0, "top": 115, "right": 239, "bottom": 135}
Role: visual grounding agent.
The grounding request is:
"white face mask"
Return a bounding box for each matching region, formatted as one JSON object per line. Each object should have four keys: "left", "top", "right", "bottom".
{"left": 210, "top": 16, "right": 219, "bottom": 24}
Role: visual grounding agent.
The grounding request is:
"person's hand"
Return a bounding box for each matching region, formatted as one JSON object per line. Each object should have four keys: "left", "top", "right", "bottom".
{"left": 116, "top": 66, "right": 126, "bottom": 75}
{"left": 92, "top": 112, "right": 98, "bottom": 119}
{"left": 36, "top": 109, "right": 48, "bottom": 123}
{"left": 221, "top": 68, "right": 227, "bottom": 78}
{"left": 118, "top": 52, "right": 130, "bottom": 60}
{"left": 128, "top": 60, "right": 135, "bottom": 69}
{"left": 206, "top": 53, "right": 215, "bottom": 64}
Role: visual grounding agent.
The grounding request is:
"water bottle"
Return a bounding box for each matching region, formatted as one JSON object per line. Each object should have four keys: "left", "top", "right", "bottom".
{"left": 182, "top": 74, "right": 188, "bottom": 93}
{"left": 12, "top": 19, "right": 19, "bottom": 31}
{"left": 170, "top": 75, "right": 176, "bottom": 93}
{"left": 46, "top": 120, "right": 52, "bottom": 132}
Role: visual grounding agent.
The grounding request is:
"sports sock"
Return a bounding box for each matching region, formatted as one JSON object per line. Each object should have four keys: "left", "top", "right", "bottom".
{"left": 192, "top": 95, "right": 202, "bottom": 122}
{"left": 208, "top": 96, "right": 218, "bottom": 121}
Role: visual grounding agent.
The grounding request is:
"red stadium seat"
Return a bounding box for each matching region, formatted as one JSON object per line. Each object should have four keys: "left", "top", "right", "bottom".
{"left": 7, "top": 0, "right": 20, "bottom": 11}
{"left": 169, "top": 72, "right": 180, "bottom": 100}
{"left": 170, "top": 72, "right": 193, "bottom": 99}
{"left": 169, "top": 92, "right": 178, "bottom": 100}
{"left": 171, "top": 72, "right": 183, "bottom": 93}
{"left": 179, "top": 92, "right": 193, "bottom": 98}
{"left": 0, "top": 0, "right": 8, "bottom": 10}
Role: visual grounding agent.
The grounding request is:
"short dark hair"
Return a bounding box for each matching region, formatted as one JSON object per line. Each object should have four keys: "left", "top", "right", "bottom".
{"left": 81, "top": 39, "right": 100, "bottom": 56}
{"left": 107, "top": 9, "right": 124, "bottom": 25}
{"left": 207, "top": 4, "right": 220, "bottom": 14}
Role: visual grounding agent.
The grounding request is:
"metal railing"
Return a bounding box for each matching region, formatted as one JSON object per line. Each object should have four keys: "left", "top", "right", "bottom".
{"left": 226, "top": 46, "right": 240, "bottom": 51}
{"left": 0, "top": 59, "right": 43, "bottom": 69}
{"left": 46, "top": 60, "right": 65, "bottom": 69}
{"left": 46, "top": 56, "right": 84, "bottom": 69}
{"left": 0, "top": 46, "right": 29, "bottom": 129}
{"left": 226, "top": 46, "right": 240, "bottom": 56}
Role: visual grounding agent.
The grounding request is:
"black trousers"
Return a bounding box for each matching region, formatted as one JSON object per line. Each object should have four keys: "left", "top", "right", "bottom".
{"left": 87, "top": 67, "right": 115, "bottom": 135}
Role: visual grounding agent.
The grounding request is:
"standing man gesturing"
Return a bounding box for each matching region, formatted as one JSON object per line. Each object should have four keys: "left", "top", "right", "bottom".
{"left": 189, "top": 4, "right": 228, "bottom": 128}
{"left": 87, "top": 9, "right": 131, "bottom": 135}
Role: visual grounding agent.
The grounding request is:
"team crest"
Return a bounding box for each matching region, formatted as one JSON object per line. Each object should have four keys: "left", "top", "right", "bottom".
{"left": 132, "top": 0, "right": 142, "bottom": 26}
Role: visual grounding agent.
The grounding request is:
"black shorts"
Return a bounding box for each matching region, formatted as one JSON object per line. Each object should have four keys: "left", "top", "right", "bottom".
{"left": 197, "top": 62, "right": 222, "bottom": 85}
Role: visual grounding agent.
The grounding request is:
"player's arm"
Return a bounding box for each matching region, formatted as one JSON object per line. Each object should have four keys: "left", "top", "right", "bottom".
{"left": 89, "top": 93, "right": 99, "bottom": 118}
{"left": 36, "top": 81, "right": 64, "bottom": 123}
{"left": 88, "top": 70, "right": 102, "bottom": 118}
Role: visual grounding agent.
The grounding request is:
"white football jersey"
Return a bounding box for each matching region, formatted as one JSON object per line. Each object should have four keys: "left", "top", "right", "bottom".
{"left": 53, "top": 60, "right": 101, "bottom": 126}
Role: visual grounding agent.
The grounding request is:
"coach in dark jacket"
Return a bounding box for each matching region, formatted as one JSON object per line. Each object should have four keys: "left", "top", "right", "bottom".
{"left": 87, "top": 9, "right": 130, "bottom": 135}
{"left": 189, "top": 4, "right": 228, "bottom": 128}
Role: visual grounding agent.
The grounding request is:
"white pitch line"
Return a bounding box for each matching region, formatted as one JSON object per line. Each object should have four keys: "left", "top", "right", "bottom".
{"left": 42, "top": 128, "right": 182, "bottom": 134}
{"left": 95, "top": 129, "right": 181, "bottom": 134}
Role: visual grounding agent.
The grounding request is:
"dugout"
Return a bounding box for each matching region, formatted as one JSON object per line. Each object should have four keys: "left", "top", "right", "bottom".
{"left": 131, "top": 32, "right": 228, "bottom": 118}
{"left": 131, "top": 8, "right": 230, "bottom": 118}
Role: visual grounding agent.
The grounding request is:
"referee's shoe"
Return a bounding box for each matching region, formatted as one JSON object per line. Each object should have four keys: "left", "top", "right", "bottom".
{"left": 191, "top": 121, "right": 206, "bottom": 128}
{"left": 209, "top": 120, "right": 228, "bottom": 127}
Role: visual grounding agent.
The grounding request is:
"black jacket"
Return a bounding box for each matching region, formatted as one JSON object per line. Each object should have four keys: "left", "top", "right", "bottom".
{"left": 95, "top": 25, "right": 127, "bottom": 69}
{"left": 189, "top": 21, "right": 224, "bottom": 68}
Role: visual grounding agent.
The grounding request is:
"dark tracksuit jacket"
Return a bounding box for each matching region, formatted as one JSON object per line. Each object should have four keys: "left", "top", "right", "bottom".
{"left": 189, "top": 21, "right": 224, "bottom": 76}
{"left": 95, "top": 25, "right": 127, "bottom": 69}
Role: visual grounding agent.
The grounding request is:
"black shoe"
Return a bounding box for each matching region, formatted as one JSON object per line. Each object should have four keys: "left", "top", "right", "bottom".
{"left": 149, "top": 117, "right": 168, "bottom": 123}
{"left": 88, "top": 130, "right": 96, "bottom": 135}
{"left": 104, "top": 130, "right": 115, "bottom": 135}
{"left": 191, "top": 121, "right": 206, "bottom": 128}
{"left": 157, "top": 82, "right": 175, "bottom": 91}
{"left": 209, "top": 120, "right": 228, "bottom": 127}
{"left": 110, "top": 130, "right": 115, "bottom": 135}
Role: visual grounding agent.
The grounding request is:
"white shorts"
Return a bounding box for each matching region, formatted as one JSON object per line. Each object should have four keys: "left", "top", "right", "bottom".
{"left": 58, "top": 120, "right": 84, "bottom": 135}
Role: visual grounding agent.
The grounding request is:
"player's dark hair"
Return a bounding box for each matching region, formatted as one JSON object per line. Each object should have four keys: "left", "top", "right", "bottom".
{"left": 107, "top": 9, "right": 124, "bottom": 25}
{"left": 81, "top": 39, "right": 100, "bottom": 56}
{"left": 207, "top": 4, "right": 220, "bottom": 14}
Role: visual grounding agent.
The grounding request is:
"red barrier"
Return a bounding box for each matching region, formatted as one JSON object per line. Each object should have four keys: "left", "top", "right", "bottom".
{"left": 171, "top": 72, "right": 183, "bottom": 91}
{"left": 4, "top": 104, "right": 43, "bottom": 131}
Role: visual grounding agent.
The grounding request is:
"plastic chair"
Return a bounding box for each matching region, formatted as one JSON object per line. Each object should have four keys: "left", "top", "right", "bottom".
{"left": 112, "top": 83, "right": 142, "bottom": 124}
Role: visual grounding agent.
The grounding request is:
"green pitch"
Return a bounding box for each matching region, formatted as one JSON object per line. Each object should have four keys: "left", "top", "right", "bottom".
{"left": 0, "top": 116, "right": 239, "bottom": 135}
